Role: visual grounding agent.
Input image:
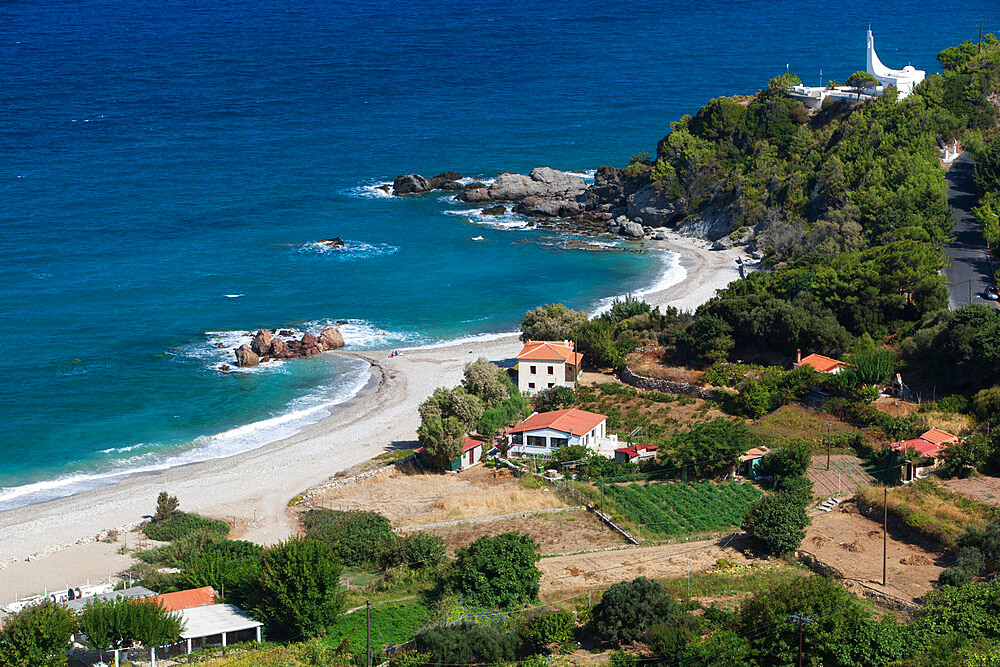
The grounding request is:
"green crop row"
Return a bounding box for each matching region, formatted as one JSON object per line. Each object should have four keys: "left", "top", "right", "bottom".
{"left": 604, "top": 481, "right": 762, "bottom": 537}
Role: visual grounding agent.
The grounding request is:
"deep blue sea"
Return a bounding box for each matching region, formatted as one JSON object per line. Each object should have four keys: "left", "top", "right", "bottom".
{"left": 1, "top": 0, "right": 993, "bottom": 509}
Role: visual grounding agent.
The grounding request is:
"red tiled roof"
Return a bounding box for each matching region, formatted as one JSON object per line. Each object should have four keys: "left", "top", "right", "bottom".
{"left": 890, "top": 438, "right": 945, "bottom": 458}
{"left": 739, "top": 446, "right": 771, "bottom": 462}
{"left": 920, "top": 428, "right": 960, "bottom": 446}
{"left": 147, "top": 587, "right": 217, "bottom": 612}
{"left": 614, "top": 445, "right": 658, "bottom": 457}
{"left": 517, "top": 340, "right": 583, "bottom": 365}
{"left": 462, "top": 438, "right": 483, "bottom": 452}
{"left": 794, "top": 354, "right": 847, "bottom": 373}
{"left": 509, "top": 409, "right": 607, "bottom": 436}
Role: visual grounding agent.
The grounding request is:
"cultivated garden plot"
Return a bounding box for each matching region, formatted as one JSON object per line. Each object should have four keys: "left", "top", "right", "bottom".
{"left": 603, "top": 480, "right": 762, "bottom": 538}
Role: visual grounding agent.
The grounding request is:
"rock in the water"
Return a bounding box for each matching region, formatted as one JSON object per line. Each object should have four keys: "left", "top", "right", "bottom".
{"left": 427, "top": 172, "right": 461, "bottom": 188}
{"left": 626, "top": 184, "right": 685, "bottom": 227}
{"left": 278, "top": 329, "right": 294, "bottom": 337}
{"left": 487, "top": 167, "right": 587, "bottom": 201}
{"left": 481, "top": 205, "right": 507, "bottom": 216}
{"left": 318, "top": 237, "right": 346, "bottom": 249}
{"left": 219, "top": 364, "right": 231, "bottom": 372}
{"left": 619, "top": 221, "right": 645, "bottom": 238}
{"left": 464, "top": 181, "right": 487, "bottom": 190}
{"left": 458, "top": 187, "right": 491, "bottom": 203}
{"left": 300, "top": 332, "right": 318, "bottom": 348}
{"left": 318, "top": 327, "right": 345, "bottom": 350}
{"left": 235, "top": 344, "right": 260, "bottom": 367}
{"left": 269, "top": 337, "right": 288, "bottom": 358}
{"left": 250, "top": 329, "right": 271, "bottom": 356}
{"left": 392, "top": 174, "right": 431, "bottom": 195}
{"left": 514, "top": 195, "right": 584, "bottom": 217}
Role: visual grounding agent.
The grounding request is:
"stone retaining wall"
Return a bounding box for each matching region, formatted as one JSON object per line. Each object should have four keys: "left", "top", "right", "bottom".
{"left": 618, "top": 365, "right": 716, "bottom": 401}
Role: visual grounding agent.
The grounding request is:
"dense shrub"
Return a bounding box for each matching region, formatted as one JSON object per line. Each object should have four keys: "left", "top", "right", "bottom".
{"left": 519, "top": 610, "right": 576, "bottom": 649}
{"left": 180, "top": 540, "right": 263, "bottom": 604}
{"left": 0, "top": 599, "right": 76, "bottom": 667}
{"left": 449, "top": 532, "right": 540, "bottom": 608}
{"left": 254, "top": 538, "right": 344, "bottom": 637}
{"left": 668, "top": 418, "right": 760, "bottom": 480}
{"left": 742, "top": 491, "right": 810, "bottom": 555}
{"left": 301, "top": 509, "right": 396, "bottom": 566}
{"left": 413, "top": 621, "right": 518, "bottom": 666}
{"left": 590, "top": 577, "right": 676, "bottom": 644}
{"left": 520, "top": 303, "right": 588, "bottom": 342}
{"left": 142, "top": 512, "right": 229, "bottom": 542}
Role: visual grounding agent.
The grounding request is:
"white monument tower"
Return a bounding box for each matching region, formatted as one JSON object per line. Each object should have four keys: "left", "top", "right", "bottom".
{"left": 866, "top": 28, "right": 925, "bottom": 99}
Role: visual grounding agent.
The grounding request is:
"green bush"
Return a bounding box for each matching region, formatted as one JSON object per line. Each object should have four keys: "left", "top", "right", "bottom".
{"left": 180, "top": 540, "right": 263, "bottom": 604}
{"left": 78, "top": 598, "right": 184, "bottom": 657}
{"left": 254, "top": 538, "right": 344, "bottom": 637}
{"left": 413, "top": 621, "right": 518, "bottom": 666}
{"left": 142, "top": 512, "right": 229, "bottom": 542}
{"left": 519, "top": 609, "right": 576, "bottom": 649}
{"left": 0, "top": 599, "right": 76, "bottom": 667}
{"left": 590, "top": 577, "right": 676, "bottom": 644}
{"left": 646, "top": 617, "right": 700, "bottom": 659}
{"left": 449, "top": 532, "right": 541, "bottom": 608}
{"left": 301, "top": 509, "right": 396, "bottom": 566}
{"left": 743, "top": 492, "right": 810, "bottom": 555}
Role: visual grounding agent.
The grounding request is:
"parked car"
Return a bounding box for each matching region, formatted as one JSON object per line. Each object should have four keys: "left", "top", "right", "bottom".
{"left": 985, "top": 286, "right": 999, "bottom": 300}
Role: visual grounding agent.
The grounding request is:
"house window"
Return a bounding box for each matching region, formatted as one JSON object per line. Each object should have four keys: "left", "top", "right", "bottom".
{"left": 550, "top": 437, "right": 568, "bottom": 448}
{"left": 547, "top": 366, "right": 554, "bottom": 374}
{"left": 527, "top": 436, "right": 547, "bottom": 448}
{"left": 547, "top": 382, "right": 554, "bottom": 388}
{"left": 530, "top": 365, "right": 537, "bottom": 374}
{"left": 528, "top": 382, "right": 535, "bottom": 389}
{"left": 510, "top": 433, "right": 523, "bottom": 444}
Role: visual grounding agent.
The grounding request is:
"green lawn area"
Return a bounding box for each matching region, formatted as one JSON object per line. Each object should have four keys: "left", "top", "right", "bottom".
{"left": 603, "top": 480, "right": 763, "bottom": 538}
{"left": 327, "top": 600, "right": 431, "bottom": 653}
{"left": 658, "top": 563, "right": 810, "bottom": 601}
{"left": 749, "top": 405, "right": 858, "bottom": 449}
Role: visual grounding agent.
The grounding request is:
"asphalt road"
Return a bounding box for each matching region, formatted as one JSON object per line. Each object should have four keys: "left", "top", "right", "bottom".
{"left": 944, "top": 152, "right": 994, "bottom": 309}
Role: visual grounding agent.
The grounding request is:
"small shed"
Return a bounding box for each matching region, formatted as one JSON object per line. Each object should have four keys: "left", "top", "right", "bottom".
{"left": 614, "top": 444, "right": 658, "bottom": 464}
{"left": 415, "top": 437, "right": 485, "bottom": 471}
{"left": 738, "top": 446, "right": 771, "bottom": 479}
{"left": 178, "top": 603, "right": 263, "bottom": 654}
{"left": 64, "top": 586, "right": 156, "bottom": 613}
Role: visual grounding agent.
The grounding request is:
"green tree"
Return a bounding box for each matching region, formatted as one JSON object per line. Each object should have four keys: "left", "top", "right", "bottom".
{"left": 418, "top": 387, "right": 483, "bottom": 433}
{"left": 417, "top": 414, "right": 465, "bottom": 468}
{"left": 532, "top": 385, "right": 576, "bottom": 413}
{"left": 682, "top": 315, "right": 734, "bottom": 363}
{"left": 846, "top": 71, "right": 879, "bottom": 99}
{"left": 78, "top": 598, "right": 184, "bottom": 662}
{"left": 849, "top": 347, "right": 895, "bottom": 385}
{"left": 761, "top": 441, "right": 812, "bottom": 481}
{"left": 519, "top": 610, "right": 576, "bottom": 649}
{"left": 413, "top": 621, "right": 518, "bottom": 666}
{"left": 742, "top": 491, "right": 810, "bottom": 555}
{"left": 590, "top": 577, "right": 676, "bottom": 644}
{"left": 917, "top": 580, "right": 1000, "bottom": 641}
{"left": 449, "top": 532, "right": 540, "bottom": 608}
{"left": 301, "top": 509, "right": 397, "bottom": 566}
{"left": 154, "top": 491, "right": 179, "bottom": 522}
{"left": 0, "top": 600, "right": 75, "bottom": 667}
{"left": 461, "top": 358, "right": 508, "bottom": 407}
{"left": 180, "top": 540, "right": 262, "bottom": 604}
{"left": 520, "top": 303, "right": 588, "bottom": 342}
{"left": 599, "top": 296, "right": 652, "bottom": 324}
{"left": 254, "top": 538, "right": 344, "bottom": 637}
{"left": 669, "top": 419, "right": 759, "bottom": 479}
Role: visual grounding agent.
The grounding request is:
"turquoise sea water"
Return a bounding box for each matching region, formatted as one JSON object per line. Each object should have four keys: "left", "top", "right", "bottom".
{"left": 0, "top": 0, "right": 993, "bottom": 508}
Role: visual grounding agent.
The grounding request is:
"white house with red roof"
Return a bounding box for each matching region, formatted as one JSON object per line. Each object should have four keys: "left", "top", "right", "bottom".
{"left": 793, "top": 349, "right": 848, "bottom": 374}
{"left": 516, "top": 340, "right": 583, "bottom": 394}
{"left": 890, "top": 428, "right": 961, "bottom": 481}
{"left": 506, "top": 408, "right": 618, "bottom": 458}
{"left": 415, "top": 437, "right": 485, "bottom": 471}
{"left": 614, "top": 444, "right": 658, "bottom": 464}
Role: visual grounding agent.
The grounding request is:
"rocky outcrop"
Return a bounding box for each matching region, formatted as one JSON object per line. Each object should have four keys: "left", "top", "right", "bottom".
{"left": 318, "top": 237, "right": 346, "bottom": 249}
{"left": 483, "top": 167, "right": 587, "bottom": 201}
{"left": 513, "top": 195, "right": 585, "bottom": 217}
{"left": 392, "top": 172, "right": 463, "bottom": 196}
{"left": 481, "top": 205, "right": 507, "bottom": 215}
{"left": 626, "top": 184, "right": 686, "bottom": 227}
{"left": 233, "top": 327, "right": 346, "bottom": 367}
{"left": 235, "top": 344, "right": 260, "bottom": 368}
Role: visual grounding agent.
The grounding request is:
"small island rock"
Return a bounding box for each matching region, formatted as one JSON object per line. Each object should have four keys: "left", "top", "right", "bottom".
{"left": 235, "top": 344, "right": 260, "bottom": 367}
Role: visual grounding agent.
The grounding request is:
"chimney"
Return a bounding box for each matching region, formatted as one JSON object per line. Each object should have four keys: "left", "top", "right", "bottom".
{"left": 796, "top": 348, "right": 802, "bottom": 364}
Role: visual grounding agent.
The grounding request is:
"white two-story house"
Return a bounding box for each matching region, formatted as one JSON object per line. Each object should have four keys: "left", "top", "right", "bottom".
{"left": 516, "top": 340, "right": 582, "bottom": 394}
{"left": 506, "top": 408, "right": 618, "bottom": 458}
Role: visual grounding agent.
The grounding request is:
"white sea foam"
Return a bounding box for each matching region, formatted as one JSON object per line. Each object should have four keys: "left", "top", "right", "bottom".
{"left": 298, "top": 239, "right": 399, "bottom": 260}
{"left": 442, "top": 207, "right": 532, "bottom": 230}
{"left": 346, "top": 180, "right": 395, "bottom": 199}
{"left": 224, "top": 294, "right": 244, "bottom": 298}
{"left": 0, "top": 358, "right": 372, "bottom": 511}
{"left": 405, "top": 329, "right": 519, "bottom": 351}
{"left": 590, "top": 249, "right": 687, "bottom": 317}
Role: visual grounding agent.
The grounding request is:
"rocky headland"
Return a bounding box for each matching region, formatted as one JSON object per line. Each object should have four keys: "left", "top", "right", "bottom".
{"left": 392, "top": 166, "right": 750, "bottom": 251}
{"left": 232, "top": 326, "right": 345, "bottom": 368}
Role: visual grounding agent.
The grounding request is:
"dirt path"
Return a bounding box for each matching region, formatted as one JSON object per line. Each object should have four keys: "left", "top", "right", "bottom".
{"left": 942, "top": 475, "right": 1000, "bottom": 505}
{"left": 538, "top": 534, "right": 751, "bottom": 601}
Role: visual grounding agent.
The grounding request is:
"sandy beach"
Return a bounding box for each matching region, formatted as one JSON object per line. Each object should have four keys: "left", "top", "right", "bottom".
{"left": 0, "top": 233, "right": 746, "bottom": 604}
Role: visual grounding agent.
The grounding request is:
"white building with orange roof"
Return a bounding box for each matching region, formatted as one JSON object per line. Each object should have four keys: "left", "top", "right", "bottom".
{"left": 793, "top": 349, "right": 849, "bottom": 374}
{"left": 516, "top": 339, "right": 583, "bottom": 394}
{"left": 505, "top": 408, "right": 618, "bottom": 458}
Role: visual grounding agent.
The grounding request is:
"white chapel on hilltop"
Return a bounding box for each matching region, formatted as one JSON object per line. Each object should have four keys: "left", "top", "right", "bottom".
{"left": 789, "top": 28, "right": 925, "bottom": 109}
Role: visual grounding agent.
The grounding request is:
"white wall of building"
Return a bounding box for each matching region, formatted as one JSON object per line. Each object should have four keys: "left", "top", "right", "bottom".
{"left": 517, "top": 360, "right": 573, "bottom": 394}
{"left": 507, "top": 422, "right": 612, "bottom": 457}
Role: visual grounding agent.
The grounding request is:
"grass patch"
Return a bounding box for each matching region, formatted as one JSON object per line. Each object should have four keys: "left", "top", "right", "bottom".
{"left": 573, "top": 382, "right": 728, "bottom": 441}
{"left": 856, "top": 479, "right": 1000, "bottom": 549}
{"left": 142, "top": 512, "right": 229, "bottom": 542}
{"left": 658, "top": 563, "right": 809, "bottom": 600}
{"left": 750, "top": 405, "right": 857, "bottom": 450}
{"left": 373, "top": 448, "right": 415, "bottom": 465}
{"left": 327, "top": 600, "right": 431, "bottom": 654}
{"left": 601, "top": 480, "right": 763, "bottom": 538}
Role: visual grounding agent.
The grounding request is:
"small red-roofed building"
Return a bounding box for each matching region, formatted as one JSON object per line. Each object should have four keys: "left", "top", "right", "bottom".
{"left": 506, "top": 408, "right": 618, "bottom": 458}
{"left": 415, "top": 437, "right": 485, "bottom": 472}
{"left": 889, "top": 428, "right": 961, "bottom": 481}
{"left": 147, "top": 586, "right": 217, "bottom": 612}
{"left": 614, "top": 444, "right": 658, "bottom": 464}
{"left": 516, "top": 340, "right": 583, "bottom": 394}
{"left": 793, "top": 350, "right": 848, "bottom": 374}
{"left": 738, "top": 446, "right": 772, "bottom": 480}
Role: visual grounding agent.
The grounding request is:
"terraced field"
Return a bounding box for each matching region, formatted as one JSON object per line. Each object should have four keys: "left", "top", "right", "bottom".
{"left": 604, "top": 480, "right": 763, "bottom": 537}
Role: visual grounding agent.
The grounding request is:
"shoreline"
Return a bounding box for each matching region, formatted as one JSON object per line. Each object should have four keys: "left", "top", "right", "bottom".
{"left": 0, "top": 232, "right": 747, "bottom": 603}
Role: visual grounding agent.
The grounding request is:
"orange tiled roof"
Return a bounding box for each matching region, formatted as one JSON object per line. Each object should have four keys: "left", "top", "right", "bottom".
{"left": 890, "top": 438, "right": 945, "bottom": 458}
{"left": 147, "top": 587, "right": 217, "bottom": 612}
{"left": 740, "top": 446, "right": 771, "bottom": 462}
{"left": 462, "top": 438, "right": 483, "bottom": 452}
{"left": 794, "top": 353, "right": 847, "bottom": 373}
{"left": 517, "top": 341, "right": 583, "bottom": 365}
{"left": 920, "top": 428, "right": 960, "bottom": 446}
{"left": 509, "top": 409, "right": 606, "bottom": 436}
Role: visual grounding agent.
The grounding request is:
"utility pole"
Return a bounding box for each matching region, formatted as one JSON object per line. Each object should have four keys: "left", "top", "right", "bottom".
{"left": 600, "top": 477, "right": 605, "bottom": 520}
{"left": 366, "top": 600, "right": 371, "bottom": 667}
{"left": 883, "top": 486, "right": 888, "bottom": 587}
{"left": 826, "top": 420, "right": 832, "bottom": 470}
{"left": 787, "top": 615, "right": 814, "bottom": 667}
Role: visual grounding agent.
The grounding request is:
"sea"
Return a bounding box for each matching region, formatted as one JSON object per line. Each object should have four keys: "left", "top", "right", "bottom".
{"left": 1, "top": 0, "right": 992, "bottom": 510}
